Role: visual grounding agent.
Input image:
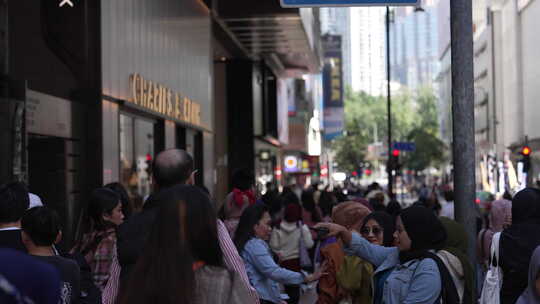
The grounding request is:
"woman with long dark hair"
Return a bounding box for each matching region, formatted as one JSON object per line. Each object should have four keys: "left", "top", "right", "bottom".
{"left": 71, "top": 188, "right": 124, "bottom": 291}
{"left": 119, "top": 185, "right": 249, "bottom": 304}
{"left": 104, "top": 182, "right": 133, "bottom": 219}
{"left": 235, "top": 204, "right": 325, "bottom": 304}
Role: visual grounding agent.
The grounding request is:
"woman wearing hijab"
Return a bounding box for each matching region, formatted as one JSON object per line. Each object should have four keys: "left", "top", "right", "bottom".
{"left": 500, "top": 188, "right": 540, "bottom": 304}
{"left": 316, "top": 206, "right": 454, "bottom": 304}
{"left": 438, "top": 217, "right": 476, "bottom": 304}
{"left": 477, "top": 199, "right": 512, "bottom": 268}
{"left": 317, "top": 202, "right": 372, "bottom": 304}
{"left": 516, "top": 245, "right": 540, "bottom": 304}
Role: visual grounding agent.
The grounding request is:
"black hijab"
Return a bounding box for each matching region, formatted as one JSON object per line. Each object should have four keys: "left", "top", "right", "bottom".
{"left": 501, "top": 188, "right": 540, "bottom": 304}
{"left": 399, "top": 206, "right": 447, "bottom": 263}
{"left": 361, "top": 211, "right": 396, "bottom": 247}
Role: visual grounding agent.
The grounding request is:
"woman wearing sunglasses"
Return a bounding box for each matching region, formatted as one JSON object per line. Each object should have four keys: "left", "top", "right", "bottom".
{"left": 360, "top": 212, "right": 396, "bottom": 247}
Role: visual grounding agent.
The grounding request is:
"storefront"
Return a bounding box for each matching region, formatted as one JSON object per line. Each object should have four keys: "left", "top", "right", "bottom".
{"left": 100, "top": 0, "right": 214, "bottom": 202}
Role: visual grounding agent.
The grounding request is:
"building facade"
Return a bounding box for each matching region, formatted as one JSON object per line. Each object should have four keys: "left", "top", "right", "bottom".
{"left": 436, "top": 0, "right": 540, "bottom": 191}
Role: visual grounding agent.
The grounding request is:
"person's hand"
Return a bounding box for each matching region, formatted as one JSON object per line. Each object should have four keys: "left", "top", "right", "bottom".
{"left": 314, "top": 223, "right": 352, "bottom": 245}
{"left": 304, "top": 261, "right": 329, "bottom": 283}
{"left": 313, "top": 223, "right": 346, "bottom": 238}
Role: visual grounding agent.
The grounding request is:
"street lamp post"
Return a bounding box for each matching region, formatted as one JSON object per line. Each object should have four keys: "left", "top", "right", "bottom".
{"left": 386, "top": 6, "right": 393, "bottom": 199}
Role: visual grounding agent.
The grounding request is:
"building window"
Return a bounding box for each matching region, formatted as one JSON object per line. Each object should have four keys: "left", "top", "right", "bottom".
{"left": 120, "top": 113, "right": 155, "bottom": 204}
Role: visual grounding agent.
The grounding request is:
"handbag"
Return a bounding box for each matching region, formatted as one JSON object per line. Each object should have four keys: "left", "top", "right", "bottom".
{"left": 479, "top": 232, "right": 503, "bottom": 304}
{"left": 299, "top": 222, "right": 312, "bottom": 269}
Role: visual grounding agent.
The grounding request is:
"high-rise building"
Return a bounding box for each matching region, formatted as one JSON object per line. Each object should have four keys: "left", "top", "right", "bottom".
{"left": 350, "top": 7, "right": 387, "bottom": 96}
{"left": 389, "top": 0, "right": 440, "bottom": 90}
{"left": 320, "top": 8, "right": 352, "bottom": 89}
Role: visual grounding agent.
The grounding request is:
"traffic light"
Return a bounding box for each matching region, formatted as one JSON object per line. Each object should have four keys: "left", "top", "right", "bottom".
{"left": 522, "top": 146, "right": 532, "bottom": 172}
{"left": 388, "top": 149, "right": 400, "bottom": 171}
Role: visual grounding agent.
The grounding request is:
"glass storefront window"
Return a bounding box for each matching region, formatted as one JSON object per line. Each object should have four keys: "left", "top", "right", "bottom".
{"left": 120, "top": 113, "right": 154, "bottom": 204}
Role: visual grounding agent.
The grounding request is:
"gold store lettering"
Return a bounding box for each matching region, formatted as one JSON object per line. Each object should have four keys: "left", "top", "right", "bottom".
{"left": 128, "top": 74, "right": 202, "bottom": 126}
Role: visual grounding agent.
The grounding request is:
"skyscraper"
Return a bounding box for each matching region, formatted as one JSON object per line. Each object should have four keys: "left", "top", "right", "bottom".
{"left": 389, "top": 1, "right": 440, "bottom": 90}
{"left": 350, "top": 7, "right": 387, "bottom": 96}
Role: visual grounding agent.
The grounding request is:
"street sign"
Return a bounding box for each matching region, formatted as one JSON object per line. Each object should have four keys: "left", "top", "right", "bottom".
{"left": 393, "top": 142, "right": 416, "bottom": 152}
{"left": 280, "top": 0, "right": 420, "bottom": 8}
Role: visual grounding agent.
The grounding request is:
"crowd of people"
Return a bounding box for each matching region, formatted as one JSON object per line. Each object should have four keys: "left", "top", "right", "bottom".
{"left": 2, "top": 148, "right": 540, "bottom": 304}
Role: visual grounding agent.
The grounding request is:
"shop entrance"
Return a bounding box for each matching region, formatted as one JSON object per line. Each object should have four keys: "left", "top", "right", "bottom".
{"left": 177, "top": 126, "right": 204, "bottom": 186}
{"left": 27, "top": 134, "right": 84, "bottom": 250}
{"left": 119, "top": 113, "right": 156, "bottom": 210}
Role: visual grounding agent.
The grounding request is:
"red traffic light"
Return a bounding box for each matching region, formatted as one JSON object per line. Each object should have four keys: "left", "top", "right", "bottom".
{"left": 522, "top": 146, "right": 532, "bottom": 156}
{"left": 352, "top": 171, "right": 358, "bottom": 177}
{"left": 365, "top": 169, "right": 372, "bottom": 176}
{"left": 146, "top": 154, "right": 153, "bottom": 162}
{"left": 392, "top": 149, "right": 400, "bottom": 157}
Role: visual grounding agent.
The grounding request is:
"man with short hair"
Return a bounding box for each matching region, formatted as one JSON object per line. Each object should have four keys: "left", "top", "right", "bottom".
{"left": 118, "top": 149, "right": 195, "bottom": 280}
{"left": 21, "top": 207, "right": 80, "bottom": 304}
{"left": 117, "top": 149, "right": 259, "bottom": 303}
{"left": 0, "top": 182, "right": 30, "bottom": 252}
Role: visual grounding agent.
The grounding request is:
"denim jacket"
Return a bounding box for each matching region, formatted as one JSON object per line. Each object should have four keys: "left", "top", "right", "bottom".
{"left": 347, "top": 233, "right": 441, "bottom": 304}
{"left": 241, "top": 238, "right": 304, "bottom": 304}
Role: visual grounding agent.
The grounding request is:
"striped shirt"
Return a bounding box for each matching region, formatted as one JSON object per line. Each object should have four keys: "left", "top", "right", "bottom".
{"left": 217, "top": 219, "right": 260, "bottom": 304}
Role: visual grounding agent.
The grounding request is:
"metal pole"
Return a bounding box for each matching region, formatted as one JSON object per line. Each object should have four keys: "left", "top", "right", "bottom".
{"left": 0, "top": 0, "right": 11, "bottom": 184}
{"left": 451, "top": 0, "right": 477, "bottom": 265}
{"left": 386, "top": 6, "right": 393, "bottom": 198}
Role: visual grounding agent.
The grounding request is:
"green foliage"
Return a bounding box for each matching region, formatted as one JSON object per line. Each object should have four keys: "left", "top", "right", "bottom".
{"left": 331, "top": 86, "right": 447, "bottom": 172}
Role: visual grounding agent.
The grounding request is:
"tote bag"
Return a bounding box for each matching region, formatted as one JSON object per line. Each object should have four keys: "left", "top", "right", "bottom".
{"left": 479, "top": 232, "right": 503, "bottom": 304}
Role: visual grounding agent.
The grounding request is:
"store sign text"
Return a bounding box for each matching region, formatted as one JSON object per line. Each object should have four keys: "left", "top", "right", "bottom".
{"left": 129, "top": 74, "right": 201, "bottom": 126}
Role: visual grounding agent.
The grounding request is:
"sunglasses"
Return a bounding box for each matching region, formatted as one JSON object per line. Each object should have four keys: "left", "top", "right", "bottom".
{"left": 361, "top": 227, "right": 383, "bottom": 235}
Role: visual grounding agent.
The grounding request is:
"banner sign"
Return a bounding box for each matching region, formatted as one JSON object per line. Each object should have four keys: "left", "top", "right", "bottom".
{"left": 281, "top": 0, "right": 420, "bottom": 7}
{"left": 322, "top": 35, "right": 344, "bottom": 141}
{"left": 393, "top": 142, "right": 416, "bottom": 152}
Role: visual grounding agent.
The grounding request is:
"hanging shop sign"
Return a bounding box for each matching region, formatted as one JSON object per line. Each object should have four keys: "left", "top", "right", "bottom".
{"left": 128, "top": 74, "right": 202, "bottom": 127}
{"left": 323, "top": 35, "right": 344, "bottom": 141}
{"left": 281, "top": 0, "right": 420, "bottom": 7}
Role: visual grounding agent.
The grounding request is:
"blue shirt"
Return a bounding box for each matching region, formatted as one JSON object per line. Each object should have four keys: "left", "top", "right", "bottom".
{"left": 241, "top": 238, "right": 304, "bottom": 304}
{"left": 347, "top": 233, "right": 441, "bottom": 304}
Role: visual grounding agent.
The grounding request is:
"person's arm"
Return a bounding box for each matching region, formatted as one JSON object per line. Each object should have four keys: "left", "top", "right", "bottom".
{"left": 314, "top": 223, "right": 396, "bottom": 268}
{"left": 403, "top": 259, "right": 442, "bottom": 304}
{"left": 216, "top": 220, "right": 260, "bottom": 304}
{"left": 245, "top": 240, "right": 305, "bottom": 285}
{"left": 302, "top": 225, "right": 315, "bottom": 249}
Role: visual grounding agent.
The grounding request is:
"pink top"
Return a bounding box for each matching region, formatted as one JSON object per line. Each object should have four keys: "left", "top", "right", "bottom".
{"left": 217, "top": 219, "right": 260, "bottom": 304}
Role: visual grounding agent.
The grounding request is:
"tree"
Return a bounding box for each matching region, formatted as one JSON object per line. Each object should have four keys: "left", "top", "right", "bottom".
{"left": 331, "top": 86, "right": 446, "bottom": 173}
{"left": 403, "top": 128, "right": 447, "bottom": 171}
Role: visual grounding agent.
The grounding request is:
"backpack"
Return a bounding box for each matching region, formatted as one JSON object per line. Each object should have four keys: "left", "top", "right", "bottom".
{"left": 423, "top": 252, "right": 460, "bottom": 304}
{"left": 479, "top": 232, "right": 502, "bottom": 304}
